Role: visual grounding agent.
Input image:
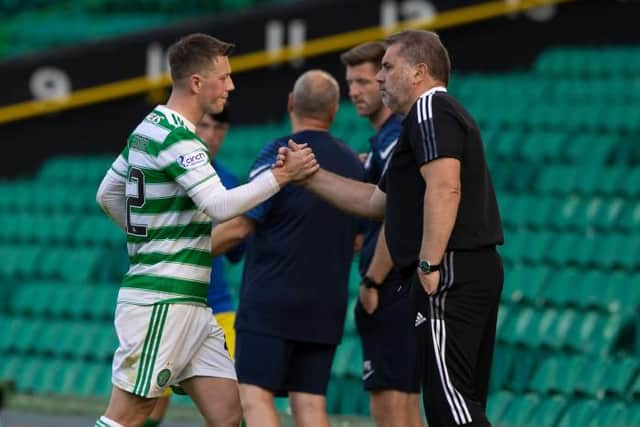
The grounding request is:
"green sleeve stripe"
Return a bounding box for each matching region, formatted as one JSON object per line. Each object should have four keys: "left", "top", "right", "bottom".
{"left": 126, "top": 222, "right": 211, "bottom": 243}
{"left": 185, "top": 173, "right": 217, "bottom": 193}
{"left": 129, "top": 248, "right": 212, "bottom": 268}
{"left": 110, "top": 166, "right": 127, "bottom": 178}
{"left": 122, "top": 275, "right": 208, "bottom": 298}
{"left": 164, "top": 162, "right": 188, "bottom": 180}
{"left": 131, "top": 196, "right": 196, "bottom": 214}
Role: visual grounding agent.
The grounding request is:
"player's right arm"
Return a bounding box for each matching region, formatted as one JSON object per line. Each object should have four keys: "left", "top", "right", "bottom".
{"left": 96, "top": 150, "right": 128, "bottom": 231}
{"left": 300, "top": 167, "right": 386, "bottom": 220}
{"left": 161, "top": 133, "right": 316, "bottom": 223}
{"left": 290, "top": 141, "right": 385, "bottom": 219}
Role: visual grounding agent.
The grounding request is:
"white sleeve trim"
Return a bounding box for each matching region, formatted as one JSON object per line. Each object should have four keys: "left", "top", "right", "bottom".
{"left": 191, "top": 169, "right": 280, "bottom": 223}
{"left": 96, "top": 169, "right": 127, "bottom": 230}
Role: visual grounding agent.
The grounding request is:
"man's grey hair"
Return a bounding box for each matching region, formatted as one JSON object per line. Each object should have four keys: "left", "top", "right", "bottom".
{"left": 291, "top": 70, "right": 340, "bottom": 121}
{"left": 385, "top": 30, "right": 451, "bottom": 86}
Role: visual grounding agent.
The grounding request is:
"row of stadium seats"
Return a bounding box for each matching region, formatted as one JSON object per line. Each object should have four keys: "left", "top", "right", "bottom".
{"left": 8, "top": 282, "right": 118, "bottom": 321}
{"left": 0, "top": 0, "right": 293, "bottom": 59}
{"left": 0, "top": 213, "right": 124, "bottom": 247}
{"left": 487, "top": 392, "right": 640, "bottom": 427}
{"left": 533, "top": 46, "right": 640, "bottom": 79}
{"left": 483, "top": 131, "right": 619, "bottom": 166}
{"left": 501, "top": 266, "right": 637, "bottom": 315}
{"left": 0, "top": 246, "right": 120, "bottom": 282}
{"left": 470, "top": 102, "right": 640, "bottom": 133}
{"left": 0, "top": 316, "right": 117, "bottom": 362}
{"left": 0, "top": 0, "right": 288, "bottom": 16}
{"left": 0, "top": 184, "right": 102, "bottom": 214}
{"left": 499, "top": 194, "right": 639, "bottom": 232}
{"left": 489, "top": 344, "right": 640, "bottom": 398}
{"left": 501, "top": 229, "right": 639, "bottom": 270}
{"left": 0, "top": 356, "right": 111, "bottom": 398}
{"left": 453, "top": 75, "right": 640, "bottom": 106}
{"left": 496, "top": 306, "right": 632, "bottom": 355}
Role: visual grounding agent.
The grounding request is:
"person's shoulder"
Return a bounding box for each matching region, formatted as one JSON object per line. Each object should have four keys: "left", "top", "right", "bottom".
{"left": 379, "top": 114, "right": 403, "bottom": 142}
{"left": 329, "top": 134, "right": 364, "bottom": 166}
{"left": 248, "top": 135, "right": 289, "bottom": 178}
{"left": 257, "top": 135, "right": 289, "bottom": 158}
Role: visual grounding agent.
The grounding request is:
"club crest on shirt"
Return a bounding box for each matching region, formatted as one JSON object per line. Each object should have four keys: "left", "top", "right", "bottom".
{"left": 178, "top": 150, "right": 208, "bottom": 169}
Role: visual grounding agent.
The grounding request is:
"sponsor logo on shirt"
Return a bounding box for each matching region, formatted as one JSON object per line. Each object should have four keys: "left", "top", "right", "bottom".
{"left": 178, "top": 150, "right": 208, "bottom": 169}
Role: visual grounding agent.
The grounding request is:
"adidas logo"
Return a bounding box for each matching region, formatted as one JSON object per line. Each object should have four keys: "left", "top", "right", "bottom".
{"left": 415, "top": 312, "right": 427, "bottom": 327}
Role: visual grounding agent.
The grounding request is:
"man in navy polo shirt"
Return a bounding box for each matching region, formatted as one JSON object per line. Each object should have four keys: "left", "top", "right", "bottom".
{"left": 211, "top": 70, "right": 363, "bottom": 427}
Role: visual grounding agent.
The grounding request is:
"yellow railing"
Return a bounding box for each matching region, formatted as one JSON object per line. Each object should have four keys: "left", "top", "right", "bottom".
{"left": 0, "top": 0, "right": 574, "bottom": 125}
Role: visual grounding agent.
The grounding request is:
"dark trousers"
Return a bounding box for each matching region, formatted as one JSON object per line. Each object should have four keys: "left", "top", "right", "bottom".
{"left": 411, "top": 248, "right": 503, "bottom": 427}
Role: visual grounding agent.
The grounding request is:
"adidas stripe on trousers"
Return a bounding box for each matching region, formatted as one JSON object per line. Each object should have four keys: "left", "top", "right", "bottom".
{"left": 411, "top": 247, "right": 503, "bottom": 427}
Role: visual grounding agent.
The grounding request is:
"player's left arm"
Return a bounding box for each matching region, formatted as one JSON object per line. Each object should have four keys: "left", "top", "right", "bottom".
{"left": 211, "top": 216, "right": 256, "bottom": 257}
{"left": 96, "top": 152, "right": 128, "bottom": 230}
{"left": 412, "top": 97, "right": 464, "bottom": 294}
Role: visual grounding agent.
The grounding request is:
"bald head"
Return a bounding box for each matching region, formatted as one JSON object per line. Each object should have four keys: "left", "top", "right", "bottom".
{"left": 291, "top": 70, "right": 340, "bottom": 122}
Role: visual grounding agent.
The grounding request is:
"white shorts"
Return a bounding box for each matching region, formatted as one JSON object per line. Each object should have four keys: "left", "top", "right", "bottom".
{"left": 111, "top": 303, "right": 236, "bottom": 398}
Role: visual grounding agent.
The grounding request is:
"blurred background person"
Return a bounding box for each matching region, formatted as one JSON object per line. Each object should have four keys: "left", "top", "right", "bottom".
{"left": 210, "top": 69, "right": 363, "bottom": 427}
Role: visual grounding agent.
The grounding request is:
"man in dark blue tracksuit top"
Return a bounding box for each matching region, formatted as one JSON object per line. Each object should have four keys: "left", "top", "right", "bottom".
{"left": 210, "top": 70, "right": 363, "bottom": 427}
{"left": 341, "top": 42, "right": 423, "bottom": 427}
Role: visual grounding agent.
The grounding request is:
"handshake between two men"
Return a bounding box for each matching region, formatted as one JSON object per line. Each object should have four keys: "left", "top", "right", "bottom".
{"left": 270, "top": 140, "right": 320, "bottom": 186}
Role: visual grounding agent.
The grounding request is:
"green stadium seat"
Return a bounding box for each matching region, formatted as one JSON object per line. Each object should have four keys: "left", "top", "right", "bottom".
{"left": 343, "top": 298, "right": 358, "bottom": 336}
{"left": 92, "top": 363, "right": 113, "bottom": 398}
{"left": 72, "top": 362, "right": 104, "bottom": 397}
{"left": 520, "top": 131, "right": 567, "bottom": 164}
{"left": 539, "top": 310, "right": 576, "bottom": 352}
{"left": 36, "top": 320, "right": 66, "bottom": 356}
{"left": 626, "top": 405, "right": 640, "bottom": 426}
{"left": 496, "top": 393, "right": 540, "bottom": 427}
{"left": 525, "top": 395, "right": 568, "bottom": 427}
{"left": 529, "top": 354, "right": 586, "bottom": 395}
{"left": 489, "top": 344, "right": 514, "bottom": 392}
{"left": 347, "top": 339, "right": 363, "bottom": 378}
{"left": 589, "top": 401, "right": 627, "bottom": 427}
{"left": 0, "top": 356, "right": 21, "bottom": 382}
{"left": 505, "top": 347, "right": 539, "bottom": 393}
{"left": 556, "top": 399, "right": 598, "bottom": 427}
{"left": 600, "top": 357, "right": 639, "bottom": 398}
{"left": 527, "top": 196, "right": 559, "bottom": 230}
{"left": 31, "top": 358, "right": 67, "bottom": 394}
{"left": 332, "top": 336, "right": 358, "bottom": 378}
{"left": 274, "top": 397, "right": 290, "bottom": 414}
{"left": 510, "top": 265, "right": 548, "bottom": 305}
{"left": 535, "top": 165, "right": 577, "bottom": 195}
{"left": 537, "top": 268, "right": 578, "bottom": 307}
{"left": 630, "top": 372, "right": 640, "bottom": 400}
{"left": 566, "top": 311, "right": 627, "bottom": 355}
{"left": 486, "top": 390, "right": 514, "bottom": 423}
{"left": 12, "top": 317, "right": 43, "bottom": 354}
{"left": 13, "top": 357, "right": 46, "bottom": 393}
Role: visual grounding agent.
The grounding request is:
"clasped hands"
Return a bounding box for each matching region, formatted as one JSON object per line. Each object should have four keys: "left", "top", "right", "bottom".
{"left": 271, "top": 140, "right": 319, "bottom": 182}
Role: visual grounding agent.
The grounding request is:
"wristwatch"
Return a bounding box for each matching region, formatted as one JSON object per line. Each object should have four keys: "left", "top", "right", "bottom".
{"left": 418, "top": 259, "right": 441, "bottom": 275}
{"left": 361, "top": 276, "right": 380, "bottom": 289}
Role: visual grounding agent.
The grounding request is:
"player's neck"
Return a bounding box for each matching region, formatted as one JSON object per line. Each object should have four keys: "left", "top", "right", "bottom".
{"left": 165, "top": 93, "right": 203, "bottom": 128}
{"left": 291, "top": 116, "right": 330, "bottom": 133}
{"left": 369, "top": 107, "right": 393, "bottom": 132}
